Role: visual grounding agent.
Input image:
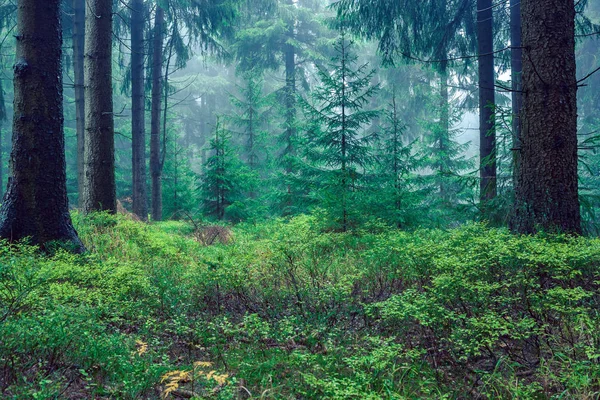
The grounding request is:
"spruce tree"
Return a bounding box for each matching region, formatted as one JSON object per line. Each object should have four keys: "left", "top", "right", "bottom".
{"left": 200, "top": 119, "right": 257, "bottom": 221}
{"left": 0, "top": 0, "right": 84, "bottom": 251}
{"left": 229, "top": 70, "right": 271, "bottom": 170}
{"left": 512, "top": 0, "right": 581, "bottom": 234}
{"left": 371, "top": 93, "right": 417, "bottom": 228}
{"left": 301, "top": 29, "right": 379, "bottom": 231}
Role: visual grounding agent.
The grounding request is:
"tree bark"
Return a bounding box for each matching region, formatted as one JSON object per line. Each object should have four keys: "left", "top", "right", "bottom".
{"left": 83, "top": 0, "right": 116, "bottom": 214}
{"left": 439, "top": 59, "right": 450, "bottom": 202}
{"left": 150, "top": 6, "right": 164, "bottom": 221}
{"left": 284, "top": 27, "right": 296, "bottom": 169}
{"left": 0, "top": 124, "right": 3, "bottom": 198}
{"left": 510, "top": 0, "right": 522, "bottom": 188}
{"left": 130, "top": 0, "right": 148, "bottom": 220}
{"left": 477, "top": 0, "right": 496, "bottom": 202}
{"left": 73, "top": 0, "right": 85, "bottom": 208}
{"left": 513, "top": 0, "right": 581, "bottom": 234}
{"left": 0, "top": 0, "right": 84, "bottom": 251}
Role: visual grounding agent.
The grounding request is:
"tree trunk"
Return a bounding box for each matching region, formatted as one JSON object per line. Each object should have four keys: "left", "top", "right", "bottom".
{"left": 150, "top": 6, "right": 164, "bottom": 221}
{"left": 73, "top": 0, "right": 85, "bottom": 208}
{"left": 284, "top": 28, "right": 296, "bottom": 169}
{"left": 283, "top": 0, "right": 296, "bottom": 175}
{"left": 130, "top": 0, "right": 147, "bottom": 220}
{"left": 0, "top": 78, "right": 5, "bottom": 199}
{"left": 281, "top": 16, "right": 296, "bottom": 215}
{"left": 0, "top": 124, "right": 3, "bottom": 198}
{"left": 477, "top": 0, "right": 496, "bottom": 202}
{"left": 510, "top": 0, "right": 522, "bottom": 188}
{"left": 83, "top": 0, "right": 116, "bottom": 214}
{"left": 0, "top": 0, "right": 84, "bottom": 251}
{"left": 513, "top": 0, "right": 581, "bottom": 234}
{"left": 439, "top": 60, "right": 450, "bottom": 202}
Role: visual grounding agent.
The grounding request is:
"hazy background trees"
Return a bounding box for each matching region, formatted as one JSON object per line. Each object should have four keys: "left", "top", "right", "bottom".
{"left": 0, "top": 0, "right": 598, "bottom": 235}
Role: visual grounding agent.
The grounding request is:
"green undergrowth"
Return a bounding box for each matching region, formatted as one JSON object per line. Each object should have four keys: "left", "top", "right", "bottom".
{"left": 1, "top": 212, "right": 600, "bottom": 399}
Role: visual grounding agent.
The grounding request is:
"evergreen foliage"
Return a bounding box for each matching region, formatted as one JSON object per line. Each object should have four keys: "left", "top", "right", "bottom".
{"left": 301, "top": 29, "right": 379, "bottom": 231}
{"left": 229, "top": 69, "right": 272, "bottom": 169}
{"left": 199, "top": 119, "right": 257, "bottom": 221}
{"left": 368, "top": 93, "right": 418, "bottom": 228}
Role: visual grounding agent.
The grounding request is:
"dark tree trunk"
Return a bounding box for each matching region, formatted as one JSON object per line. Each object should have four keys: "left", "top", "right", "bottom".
{"left": 0, "top": 124, "right": 3, "bottom": 198}
{"left": 510, "top": 0, "right": 522, "bottom": 187}
{"left": 83, "top": 0, "right": 116, "bottom": 214}
{"left": 130, "top": 0, "right": 147, "bottom": 220}
{"left": 73, "top": 0, "right": 85, "bottom": 208}
{"left": 0, "top": 78, "right": 5, "bottom": 199}
{"left": 0, "top": 0, "right": 84, "bottom": 251}
{"left": 477, "top": 0, "right": 496, "bottom": 202}
{"left": 513, "top": 0, "right": 581, "bottom": 234}
{"left": 150, "top": 6, "right": 164, "bottom": 221}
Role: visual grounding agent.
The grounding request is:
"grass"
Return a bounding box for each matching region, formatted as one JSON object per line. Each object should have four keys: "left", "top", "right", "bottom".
{"left": 1, "top": 212, "right": 599, "bottom": 399}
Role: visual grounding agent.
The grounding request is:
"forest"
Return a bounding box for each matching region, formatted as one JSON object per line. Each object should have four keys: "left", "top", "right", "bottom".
{"left": 1, "top": 0, "right": 600, "bottom": 398}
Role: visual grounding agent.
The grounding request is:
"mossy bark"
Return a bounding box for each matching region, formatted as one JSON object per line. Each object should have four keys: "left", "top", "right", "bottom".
{"left": 0, "top": 0, "right": 84, "bottom": 251}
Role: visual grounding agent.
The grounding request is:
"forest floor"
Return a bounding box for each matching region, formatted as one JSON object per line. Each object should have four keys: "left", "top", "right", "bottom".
{"left": 1, "top": 212, "right": 600, "bottom": 399}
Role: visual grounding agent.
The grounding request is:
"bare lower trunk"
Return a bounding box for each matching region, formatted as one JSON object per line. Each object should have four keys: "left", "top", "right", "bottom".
{"left": 477, "top": 0, "right": 496, "bottom": 202}
{"left": 83, "top": 0, "right": 116, "bottom": 214}
{"left": 281, "top": 19, "right": 296, "bottom": 214}
{"left": 284, "top": 30, "right": 296, "bottom": 169}
{"left": 131, "top": 0, "right": 147, "bottom": 220}
{"left": 73, "top": 0, "right": 85, "bottom": 208}
{"left": 513, "top": 0, "right": 581, "bottom": 234}
{"left": 0, "top": 0, "right": 83, "bottom": 251}
{"left": 150, "top": 6, "right": 164, "bottom": 221}
{"left": 439, "top": 60, "right": 450, "bottom": 202}
{"left": 0, "top": 124, "right": 3, "bottom": 197}
{"left": 510, "top": 0, "right": 522, "bottom": 188}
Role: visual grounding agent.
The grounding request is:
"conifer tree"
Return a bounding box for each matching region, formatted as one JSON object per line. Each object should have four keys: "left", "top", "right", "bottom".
{"left": 229, "top": 70, "right": 271, "bottom": 170}
{"left": 233, "top": 0, "right": 327, "bottom": 212}
{"left": 0, "top": 0, "right": 84, "bottom": 251}
{"left": 200, "top": 119, "right": 257, "bottom": 221}
{"left": 371, "top": 93, "right": 416, "bottom": 228}
{"left": 149, "top": 0, "right": 238, "bottom": 221}
{"left": 130, "top": 0, "right": 148, "bottom": 220}
{"left": 301, "top": 30, "right": 379, "bottom": 231}
{"left": 83, "top": 0, "right": 116, "bottom": 214}
{"left": 512, "top": 0, "right": 581, "bottom": 234}
{"left": 419, "top": 100, "right": 473, "bottom": 222}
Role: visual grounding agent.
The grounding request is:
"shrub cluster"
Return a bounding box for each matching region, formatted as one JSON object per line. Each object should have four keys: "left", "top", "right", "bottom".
{"left": 0, "top": 213, "right": 599, "bottom": 398}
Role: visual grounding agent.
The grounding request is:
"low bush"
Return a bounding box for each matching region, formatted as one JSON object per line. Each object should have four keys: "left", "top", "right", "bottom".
{"left": 0, "top": 213, "right": 599, "bottom": 398}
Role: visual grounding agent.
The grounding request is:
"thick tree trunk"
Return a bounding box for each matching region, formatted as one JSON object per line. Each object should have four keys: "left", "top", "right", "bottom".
{"left": 150, "top": 6, "right": 164, "bottom": 221}
{"left": 477, "top": 0, "right": 496, "bottom": 202}
{"left": 73, "top": 0, "right": 85, "bottom": 208}
{"left": 513, "top": 0, "right": 581, "bottom": 234}
{"left": 83, "top": 0, "right": 116, "bottom": 214}
{"left": 510, "top": 0, "right": 522, "bottom": 187}
{"left": 0, "top": 0, "right": 83, "bottom": 251}
{"left": 130, "top": 0, "right": 147, "bottom": 220}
